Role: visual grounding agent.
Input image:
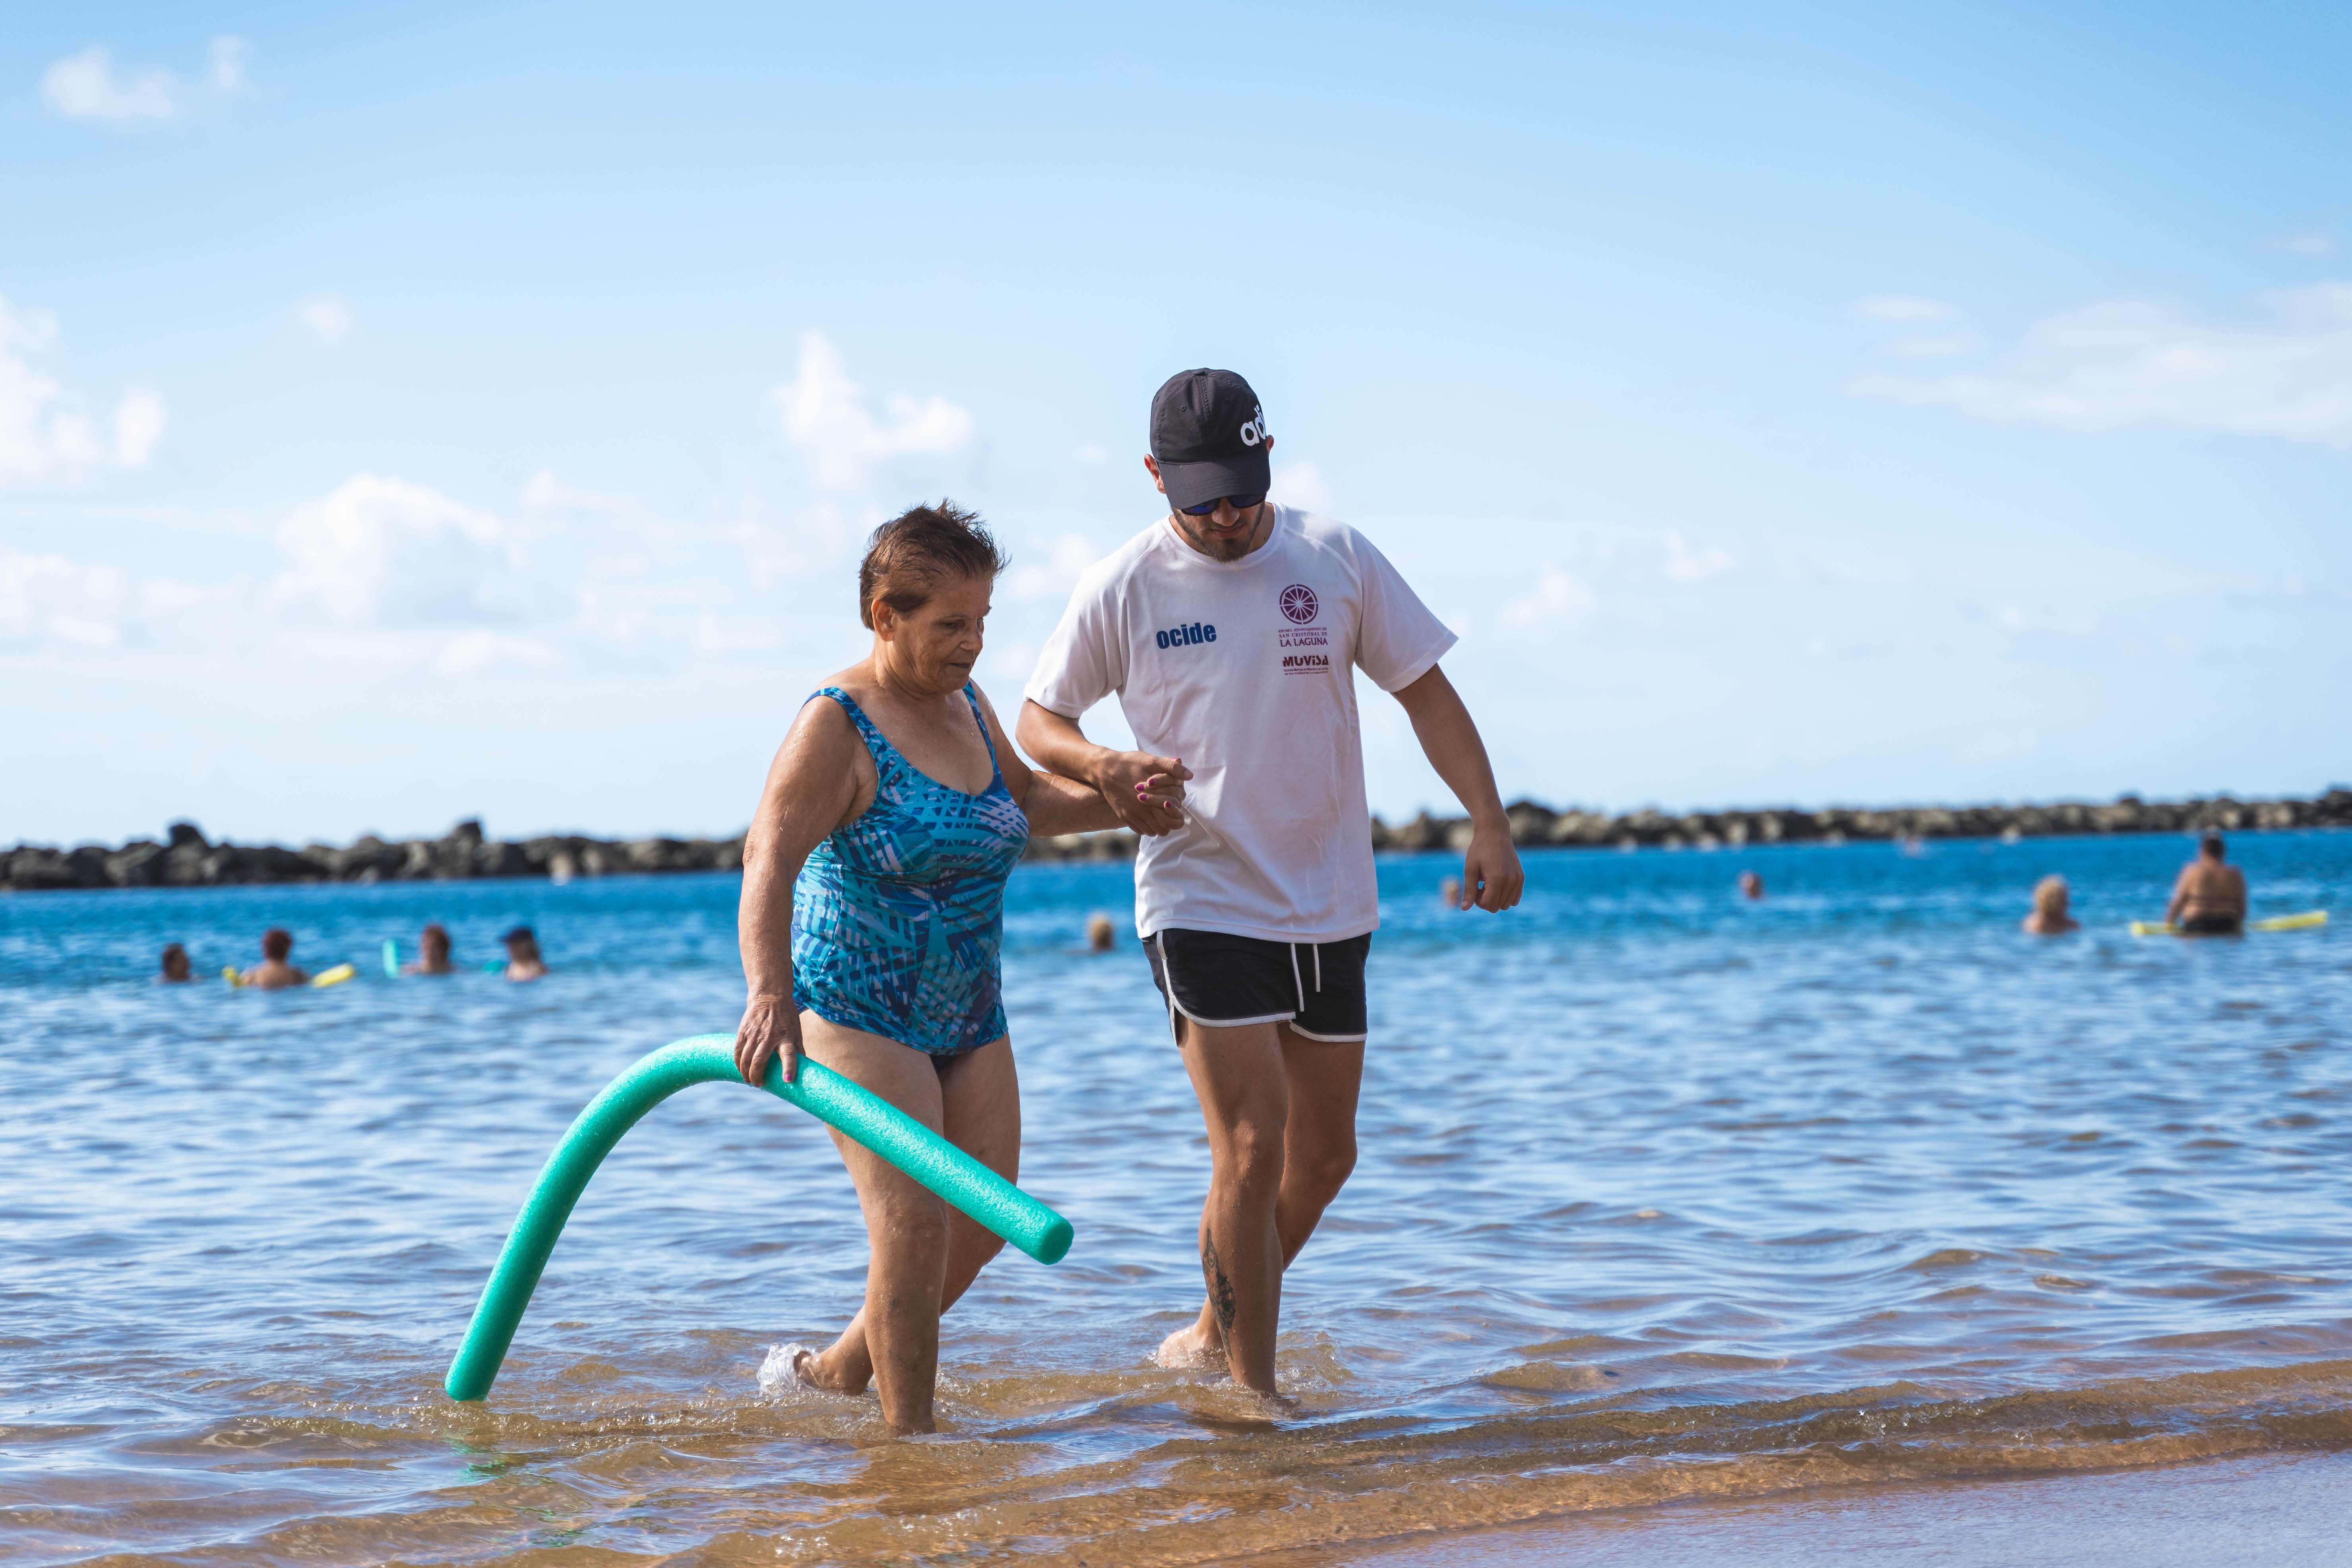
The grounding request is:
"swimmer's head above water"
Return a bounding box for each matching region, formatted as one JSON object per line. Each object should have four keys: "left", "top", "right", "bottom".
{"left": 501, "top": 926, "right": 546, "bottom": 980}
{"left": 2023, "top": 875, "right": 2080, "bottom": 935}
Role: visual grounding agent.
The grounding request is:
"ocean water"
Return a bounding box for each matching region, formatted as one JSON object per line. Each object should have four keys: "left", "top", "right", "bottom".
{"left": 3, "top": 831, "right": 2348, "bottom": 1564}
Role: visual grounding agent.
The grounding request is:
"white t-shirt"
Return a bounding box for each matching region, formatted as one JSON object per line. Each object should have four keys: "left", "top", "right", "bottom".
{"left": 1025, "top": 506, "right": 1456, "bottom": 943}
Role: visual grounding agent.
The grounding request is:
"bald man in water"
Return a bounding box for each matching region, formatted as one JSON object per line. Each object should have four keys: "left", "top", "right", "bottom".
{"left": 2165, "top": 835, "right": 2247, "bottom": 935}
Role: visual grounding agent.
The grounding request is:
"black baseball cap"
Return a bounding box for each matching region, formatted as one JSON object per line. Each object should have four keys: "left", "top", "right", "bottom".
{"left": 1149, "top": 369, "right": 1271, "bottom": 513}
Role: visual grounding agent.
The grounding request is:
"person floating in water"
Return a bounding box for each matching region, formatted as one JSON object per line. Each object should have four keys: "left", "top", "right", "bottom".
{"left": 407, "top": 923, "right": 457, "bottom": 975}
{"left": 159, "top": 943, "right": 194, "bottom": 983}
{"left": 1738, "top": 870, "right": 1763, "bottom": 900}
{"left": 1018, "top": 368, "right": 1523, "bottom": 1396}
{"left": 2166, "top": 834, "right": 2246, "bottom": 935}
{"left": 501, "top": 926, "right": 548, "bottom": 981}
{"left": 241, "top": 928, "right": 310, "bottom": 988}
{"left": 1086, "top": 912, "right": 1117, "bottom": 952}
{"left": 2022, "top": 874, "right": 2080, "bottom": 934}
{"left": 732, "top": 502, "right": 1181, "bottom": 1435}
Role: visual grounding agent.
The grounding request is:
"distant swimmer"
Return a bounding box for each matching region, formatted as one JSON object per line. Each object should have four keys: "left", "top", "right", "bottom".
{"left": 2022, "top": 875, "right": 2080, "bottom": 934}
{"left": 240, "top": 927, "right": 310, "bottom": 989}
{"left": 501, "top": 926, "right": 548, "bottom": 981}
{"left": 1439, "top": 875, "right": 1463, "bottom": 908}
{"left": 1738, "top": 870, "right": 1763, "bottom": 900}
{"left": 159, "top": 942, "right": 194, "bottom": 983}
{"left": 1087, "top": 912, "right": 1117, "bottom": 952}
{"left": 406, "top": 923, "right": 457, "bottom": 975}
{"left": 2165, "top": 835, "right": 2246, "bottom": 935}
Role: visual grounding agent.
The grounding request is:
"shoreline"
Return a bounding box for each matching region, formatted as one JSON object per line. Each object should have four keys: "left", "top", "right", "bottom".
{"left": 4, "top": 787, "right": 2347, "bottom": 892}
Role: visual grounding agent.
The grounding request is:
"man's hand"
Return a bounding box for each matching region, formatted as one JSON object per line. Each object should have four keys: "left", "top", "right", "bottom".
{"left": 1093, "top": 750, "right": 1193, "bottom": 836}
{"left": 734, "top": 992, "right": 803, "bottom": 1086}
{"left": 1457, "top": 820, "right": 1525, "bottom": 912}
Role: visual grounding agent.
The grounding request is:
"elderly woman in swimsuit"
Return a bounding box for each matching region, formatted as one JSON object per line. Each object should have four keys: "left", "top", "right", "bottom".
{"left": 733, "top": 501, "right": 1185, "bottom": 1435}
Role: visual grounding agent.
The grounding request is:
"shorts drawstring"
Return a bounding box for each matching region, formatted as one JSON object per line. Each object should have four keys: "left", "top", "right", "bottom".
{"left": 1288, "top": 942, "right": 1306, "bottom": 1013}
{"left": 1313, "top": 944, "right": 1322, "bottom": 992}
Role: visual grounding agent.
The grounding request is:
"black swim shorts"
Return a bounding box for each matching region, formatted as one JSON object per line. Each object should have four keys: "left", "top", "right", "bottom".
{"left": 1141, "top": 928, "right": 1372, "bottom": 1043}
{"left": 2179, "top": 914, "right": 2244, "bottom": 935}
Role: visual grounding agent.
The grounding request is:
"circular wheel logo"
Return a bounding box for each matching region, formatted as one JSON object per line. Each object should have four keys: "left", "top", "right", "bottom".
{"left": 1279, "top": 584, "right": 1319, "bottom": 624}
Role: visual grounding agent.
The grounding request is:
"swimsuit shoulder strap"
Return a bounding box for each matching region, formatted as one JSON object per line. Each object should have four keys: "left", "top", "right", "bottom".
{"left": 808, "top": 687, "right": 903, "bottom": 775}
{"left": 961, "top": 683, "right": 1004, "bottom": 782}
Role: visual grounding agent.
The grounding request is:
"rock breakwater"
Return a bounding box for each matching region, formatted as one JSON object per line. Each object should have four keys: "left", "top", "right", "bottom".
{"left": 6, "top": 789, "right": 2347, "bottom": 892}
{"left": 0, "top": 820, "right": 743, "bottom": 893}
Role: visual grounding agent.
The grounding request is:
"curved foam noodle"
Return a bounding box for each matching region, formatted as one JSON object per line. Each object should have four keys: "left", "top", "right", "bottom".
{"left": 442, "top": 1033, "right": 1073, "bottom": 1402}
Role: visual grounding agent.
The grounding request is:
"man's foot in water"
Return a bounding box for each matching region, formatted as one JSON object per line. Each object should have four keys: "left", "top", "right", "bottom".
{"left": 1155, "top": 1303, "right": 1227, "bottom": 1369}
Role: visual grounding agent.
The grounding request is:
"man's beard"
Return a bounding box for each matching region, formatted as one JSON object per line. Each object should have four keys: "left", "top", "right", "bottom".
{"left": 1172, "top": 506, "right": 1271, "bottom": 560}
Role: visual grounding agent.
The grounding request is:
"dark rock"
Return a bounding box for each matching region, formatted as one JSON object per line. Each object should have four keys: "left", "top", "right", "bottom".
{"left": 105, "top": 841, "right": 167, "bottom": 887}
{"left": 1503, "top": 800, "right": 1556, "bottom": 846}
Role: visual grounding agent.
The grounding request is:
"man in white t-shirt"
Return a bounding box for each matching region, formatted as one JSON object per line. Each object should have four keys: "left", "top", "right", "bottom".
{"left": 1017, "top": 368, "right": 1524, "bottom": 1394}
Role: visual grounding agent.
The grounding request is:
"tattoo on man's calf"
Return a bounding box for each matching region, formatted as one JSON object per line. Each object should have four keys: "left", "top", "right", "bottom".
{"left": 1201, "top": 1237, "right": 1237, "bottom": 1340}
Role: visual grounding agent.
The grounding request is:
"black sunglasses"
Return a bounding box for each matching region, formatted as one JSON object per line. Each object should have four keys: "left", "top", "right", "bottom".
{"left": 1178, "top": 492, "right": 1268, "bottom": 516}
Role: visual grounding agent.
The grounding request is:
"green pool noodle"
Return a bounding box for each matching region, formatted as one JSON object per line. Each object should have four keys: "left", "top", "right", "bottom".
{"left": 442, "top": 1032, "right": 1073, "bottom": 1402}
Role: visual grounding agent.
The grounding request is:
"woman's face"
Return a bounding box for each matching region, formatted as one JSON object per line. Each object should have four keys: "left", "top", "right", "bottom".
{"left": 876, "top": 574, "right": 992, "bottom": 694}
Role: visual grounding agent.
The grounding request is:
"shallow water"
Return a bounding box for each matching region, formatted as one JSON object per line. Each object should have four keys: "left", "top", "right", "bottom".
{"left": 3, "top": 832, "right": 2348, "bottom": 1564}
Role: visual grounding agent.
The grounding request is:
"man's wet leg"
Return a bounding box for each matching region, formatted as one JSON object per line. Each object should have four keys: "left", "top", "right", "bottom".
{"left": 1163, "top": 1018, "right": 1287, "bottom": 1391}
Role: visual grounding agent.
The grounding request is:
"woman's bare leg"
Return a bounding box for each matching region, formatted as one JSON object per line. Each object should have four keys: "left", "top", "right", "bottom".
{"left": 793, "top": 1024, "right": 1019, "bottom": 1425}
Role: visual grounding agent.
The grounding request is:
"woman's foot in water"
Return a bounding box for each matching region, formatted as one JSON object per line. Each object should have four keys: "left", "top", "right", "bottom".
{"left": 797, "top": 1314, "right": 878, "bottom": 1394}
{"left": 1155, "top": 1303, "right": 1227, "bottom": 1369}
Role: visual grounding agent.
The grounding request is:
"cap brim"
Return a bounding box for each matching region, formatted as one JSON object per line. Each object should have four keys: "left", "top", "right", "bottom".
{"left": 1159, "top": 450, "right": 1272, "bottom": 513}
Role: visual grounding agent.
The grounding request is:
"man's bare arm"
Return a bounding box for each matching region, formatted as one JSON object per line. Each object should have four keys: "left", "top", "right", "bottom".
{"left": 1015, "top": 700, "right": 1191, "bottom": 836}
{"left": 978, "top": 688, "right": 1182, "bottom": 836}
{"left": 1391, "top": 665, "right": 1525, "bottom": 913}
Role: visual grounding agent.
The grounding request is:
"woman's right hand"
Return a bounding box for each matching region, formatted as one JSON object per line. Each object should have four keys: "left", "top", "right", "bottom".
{"left": 735, "top": 992, "right": 803, "bottom": 1087}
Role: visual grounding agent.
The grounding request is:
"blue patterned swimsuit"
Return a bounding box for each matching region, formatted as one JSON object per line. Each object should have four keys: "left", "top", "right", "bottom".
{"left": 791, "top": 686, "right": 1031, "bottom": 1056}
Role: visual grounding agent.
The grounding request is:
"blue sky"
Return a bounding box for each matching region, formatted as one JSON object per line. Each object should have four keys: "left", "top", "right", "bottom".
{"left": 4, "top": 3, "right": 2348, "bottom": 845}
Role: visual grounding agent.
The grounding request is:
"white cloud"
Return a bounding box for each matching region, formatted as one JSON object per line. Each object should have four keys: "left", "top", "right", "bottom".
{"left": 295, "top": 295, "right": 356, "bottom": 349}
{"left": 1500, "top": 567, "right": 1598, "bottom": 632}
{"left": 40, "top": 37, "right": 245, "bottom": 127}
{"left": 1884, "top": 334, "right": 1974, "bottom": 359}
{"left": 274, "top": 474, "right": 531, "bottom": 625}
{"left": 1992, "top": 601, "right": 2099, "bottom": 638}
{"left": 768, "top": 332, "right": 976, "bottom": 493}
{"left": 1272, "top": 458, "right": 1331, "bottom": 511}
{"left": 2274, "top": 232, "right": 2336, "bottom": 258}
{"left": 0, "top": 550, "right": 127, "bottom": 648}
{"left": 0, "top": 296, "right": 165, "bottom": 485}
{"left": 1662, "top": 530, "right": 1737, "bottom": 584}
{"left": 207, "top": 37, "right": 246, "bottom": 96}
{"left": 519, "top": 468, "right": 628, "bottom": 512}
{"left": 114, "top": 386, "right": 165, "bottom": 466}
{"left": 1858, "top": 297, "right": 1953, "bottom": 322}
{"left": 433, "top": 629, "right": 560, "bottom": 676}
{"left": 1855, "top": 282, "right": 2352, "bottom": 444}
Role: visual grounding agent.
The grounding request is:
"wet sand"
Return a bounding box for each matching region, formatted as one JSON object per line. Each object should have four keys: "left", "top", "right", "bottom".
{"left": 1266, "top": 1450, "right": 2352, "bottom": 1566}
